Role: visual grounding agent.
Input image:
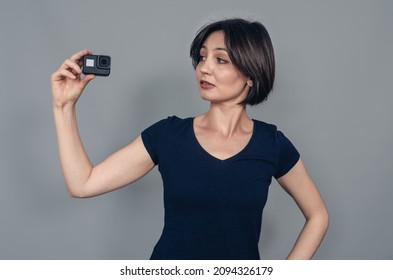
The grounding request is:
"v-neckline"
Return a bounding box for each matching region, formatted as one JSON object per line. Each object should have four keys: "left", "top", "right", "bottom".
{"left": 190, "top": 117, "right": 256, "bottom": 163}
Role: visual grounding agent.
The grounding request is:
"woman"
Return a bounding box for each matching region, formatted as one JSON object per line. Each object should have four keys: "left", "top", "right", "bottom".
{"left": 51, "top": 18, "right": 328, "bottom": 260}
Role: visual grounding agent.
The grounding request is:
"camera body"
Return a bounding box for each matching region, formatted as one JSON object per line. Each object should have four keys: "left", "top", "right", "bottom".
{"left": 82, "top": 54, "right": 111, "bottom": 76}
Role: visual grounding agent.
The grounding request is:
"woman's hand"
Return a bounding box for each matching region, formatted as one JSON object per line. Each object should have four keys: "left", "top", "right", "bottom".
{"left": 51, "top": 49, "right": 95, "bottom": 109}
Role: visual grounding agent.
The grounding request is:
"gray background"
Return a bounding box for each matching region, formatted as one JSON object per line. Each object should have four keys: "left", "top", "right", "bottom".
{"left": 1, "top": 0, "right": 392, "bottom": 259}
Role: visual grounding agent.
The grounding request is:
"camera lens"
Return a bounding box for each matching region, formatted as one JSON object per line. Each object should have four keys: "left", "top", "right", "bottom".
{"left": 98, "top": 56, "right": 111, "bottom": 68}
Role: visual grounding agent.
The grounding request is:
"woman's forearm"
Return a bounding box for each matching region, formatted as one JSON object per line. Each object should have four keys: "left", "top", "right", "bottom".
{"left": 286, "top": 212, "right": 329, "bottom": 260}
{"left": 53, "top": 104, "right": 93, "bottom": 197}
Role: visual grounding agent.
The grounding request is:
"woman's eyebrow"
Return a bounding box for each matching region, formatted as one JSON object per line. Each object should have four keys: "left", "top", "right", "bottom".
{"left": 215, "top": 47, "right": 228, "bottom": 52}
{"left": 201, "top": 46, "right": 229, "bottom": 52}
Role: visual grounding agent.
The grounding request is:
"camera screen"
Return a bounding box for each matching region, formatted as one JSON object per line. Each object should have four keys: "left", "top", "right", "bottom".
{"left": 86, "top": 59, "right": 95, "bottom": 67}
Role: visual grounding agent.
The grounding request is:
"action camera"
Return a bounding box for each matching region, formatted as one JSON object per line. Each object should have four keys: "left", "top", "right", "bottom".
{"left": 82, "top": 54, "right": 111, "bottom": 76}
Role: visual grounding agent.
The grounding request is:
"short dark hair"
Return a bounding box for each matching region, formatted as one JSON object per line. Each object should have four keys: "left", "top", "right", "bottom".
{"left": 190, "top": 18, "right": 275, "bottom": 106}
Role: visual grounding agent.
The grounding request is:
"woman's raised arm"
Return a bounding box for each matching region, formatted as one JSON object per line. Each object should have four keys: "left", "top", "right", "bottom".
{"left": 51, "top": 50, "right": 154, "bottom": 198}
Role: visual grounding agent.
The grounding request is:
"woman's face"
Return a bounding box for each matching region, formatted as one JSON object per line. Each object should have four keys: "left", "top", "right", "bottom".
{"left": 195, "top": 31, "right": 251, "bottom": 105}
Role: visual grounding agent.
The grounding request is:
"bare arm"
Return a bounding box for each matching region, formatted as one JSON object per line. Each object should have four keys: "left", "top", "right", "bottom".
{"left": 276, "top": 158, "right": 329, "bottom": 259}
{"left": 52, "top": 50, "right": 154, "bottom": 198}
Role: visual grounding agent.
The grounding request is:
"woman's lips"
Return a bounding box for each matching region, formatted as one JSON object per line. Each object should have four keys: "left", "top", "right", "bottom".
{"left": 200, "top": 80, "right": 215, "bottom": 89}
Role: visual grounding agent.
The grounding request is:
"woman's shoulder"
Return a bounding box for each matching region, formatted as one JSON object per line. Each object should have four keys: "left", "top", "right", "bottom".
{"left": 253, "top": 119, "right": 278, "bottom": 134}
{"left": 252, "top": 119, "right": 293, "bottom": 143}
{"left": 156, "top": 115, "right": 192, "bottom": 127}
{"left": 252, "top": 119, "right": 298, "bottom": 151}
{"left": 143, "top": 115, "right": 192, "bottom": 134}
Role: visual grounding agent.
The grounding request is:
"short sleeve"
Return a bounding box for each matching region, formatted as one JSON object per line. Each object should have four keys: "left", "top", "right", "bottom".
{"left": 141, "top": 118, "right": 170, "bottom": 165}
{"left": 274, "top": 131, "right": 300, "bottom": 179}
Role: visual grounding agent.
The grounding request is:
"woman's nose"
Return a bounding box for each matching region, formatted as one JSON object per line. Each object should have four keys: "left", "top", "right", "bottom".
{"left": 199, "top": 58, "right": 213, "bottom": 75}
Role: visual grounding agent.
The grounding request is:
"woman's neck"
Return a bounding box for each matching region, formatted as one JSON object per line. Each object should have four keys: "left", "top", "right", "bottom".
{"left": 197, "top": 103, "right": 252, "bottom": 137}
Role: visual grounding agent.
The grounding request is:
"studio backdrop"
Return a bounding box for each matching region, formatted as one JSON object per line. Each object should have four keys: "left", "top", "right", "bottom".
{"left": 1, "top": 0, "right": 392, "bottom": 259}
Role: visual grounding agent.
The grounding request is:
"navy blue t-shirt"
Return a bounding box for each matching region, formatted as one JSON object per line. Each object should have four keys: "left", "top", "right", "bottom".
{"left": 141, "top": 116, "right": 300, "bottom": 260}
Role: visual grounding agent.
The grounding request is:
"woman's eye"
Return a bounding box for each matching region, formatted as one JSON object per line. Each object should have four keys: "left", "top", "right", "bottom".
{"left": 217, "top": 58, "right": 228, "bottom": 64}
{"left": 199, "top": 55, "right": 206, "bottom": 61}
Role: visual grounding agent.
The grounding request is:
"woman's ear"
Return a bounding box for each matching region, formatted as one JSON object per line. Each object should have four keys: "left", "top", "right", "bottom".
{"left": 247, "top": 79, "right": 253, "bottom": 87}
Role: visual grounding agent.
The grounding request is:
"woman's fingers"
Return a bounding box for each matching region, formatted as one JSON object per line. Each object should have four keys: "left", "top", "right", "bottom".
{"left": 58, "top": 68, "right": 77, "bottom": 80}
{"left": 52, "top": 49, "right": 95, "bottom": 83}
{"left": 80, "top": 74, "right": 95, "bottom": 88}
{"left": 56, "top": 50, "right": 92, "bottom": 76}
{"left": 70, "top": 49, "right": 92, "bottom": 63}
{"left": 62, "top": 59, "right": 82, "bottom": 75}
{"left": 51, "top": 68, "right": 74, "bottom": 81}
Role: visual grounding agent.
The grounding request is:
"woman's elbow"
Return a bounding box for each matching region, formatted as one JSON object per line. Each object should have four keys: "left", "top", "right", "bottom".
{"left": 67, "top": 185, "right": 89, "bottom": 199}
{"left": 313, "top": 207, "right": 329, "bottom": 233}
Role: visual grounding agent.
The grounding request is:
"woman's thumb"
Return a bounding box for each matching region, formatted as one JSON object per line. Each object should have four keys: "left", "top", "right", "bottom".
{"left": 80, "top": 74, "right": 95, "bottom": 90}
